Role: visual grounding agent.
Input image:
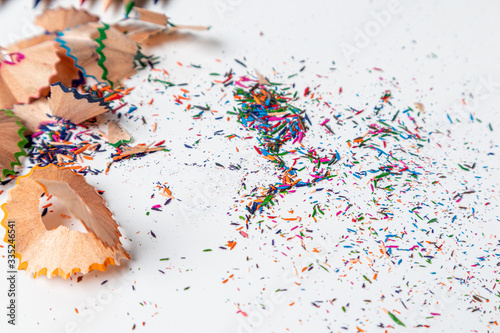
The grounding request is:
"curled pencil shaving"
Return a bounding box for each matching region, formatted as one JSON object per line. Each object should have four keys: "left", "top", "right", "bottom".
{"left": 56, "top": 22, "right": 105, "bottom": 82}
{"left": 115, "top": 7, "right": 209, "bottom": 43}
{"left": 132, "top": 7, "right": 168, "bottom": 26}
{"left": 95, "top": 23, "right": 138, "bottom": 85}
{"left": 120, "top": 143, "right": 164, "bottom": 157}
{"left": 7, "top": 35, "right": 81, "bottom": 91}
{"left": 57, "top": 22, "right": 138, "bottom": 85}
{"left": 0, "top": 41, "right": 61, "bottom": 109}
{"left": 1, "top": 164, "right": 129, "bottom": 279}
{"left": 0, "top": 109, "right": 27, "bottom": 181}
{"left": 12, "top": 82, "right": 110, "bottom": 133}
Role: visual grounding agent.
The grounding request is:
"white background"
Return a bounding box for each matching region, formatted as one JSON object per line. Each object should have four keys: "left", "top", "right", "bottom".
{"left": 0, "top": 0, "right": 499, "bottom": 332}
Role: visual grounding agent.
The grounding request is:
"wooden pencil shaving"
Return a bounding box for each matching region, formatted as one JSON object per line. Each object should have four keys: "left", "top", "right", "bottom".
{"left": 10, "top": 99, "right": 51, "bottom": 134}
{"left": 120, "top": 143, "right": 164, "bottom": 158}
{"left": 12, "top": 82, "right": 110, "bottom": 133}
{"left": 35, "top": 7, "right": 99, "bottom": 32}
{"left": 0, "top": 41, "right": 61, "bottom": 109}
{"left": 48, "top": 82, "right": 110, "bottom": 123}
{"left": 0, "top": 109, "right": 27, "bottom": 181}
{"left": 57, "top": 22, "right": 138, "bottom": 85}
{"left": 6, "top": 34, "right": 55, "bottom": 51}
{"left": 133, "top": 7, "right": 168, "bottom": 26}
{"left": 114, "top": 7, "right": 209, "bottom": 43}
{"left": 168, "top": 24, "right": 210, "bottom": 32}
{"left": 97, "top": 24, "right": 138, "bottom": 84}
{"left": 7, "top": 35, "right": 81, "bottom": 90}
{"left": 414, "top": 102, "right": 425, "bottom": 113}
{"left": 1, "top": 164, "right": 129, "bottom": 279}
{"left": 108, "top": 120, "right": 132, "bottom": 147}
{"left": 113, "top": 22, "right": 167, "bottom": 43}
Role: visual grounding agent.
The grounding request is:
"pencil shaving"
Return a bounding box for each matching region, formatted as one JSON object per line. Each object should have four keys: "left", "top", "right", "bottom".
{"left": 12, "top": 82, "right": 110, "bottom": 133}
{"left": 108, "top": 120, "right": 132, "bottom": 147}
{"left": 1, "top": 164, "right": 129, "bottom": 279}
{"left": 0, "top": 41, "right": 60, "bottom": 109}
{"left": 35, "top": 7, "right": 99, "bottom": 32}
{"left": 0, "top": 109, "right": 27, "bottom": 181}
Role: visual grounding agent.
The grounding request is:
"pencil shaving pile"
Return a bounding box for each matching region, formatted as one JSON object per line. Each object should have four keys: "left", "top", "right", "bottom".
{"left": 0, "top": 5, "right": 208, "bottom": 279}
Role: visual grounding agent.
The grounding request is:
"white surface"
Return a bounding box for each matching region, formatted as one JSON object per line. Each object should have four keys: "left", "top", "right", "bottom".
{"left": 0, "top": 0, "right": 499, "bottom": 332}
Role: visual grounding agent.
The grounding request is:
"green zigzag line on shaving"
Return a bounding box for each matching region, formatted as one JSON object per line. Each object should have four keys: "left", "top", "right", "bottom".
{"left": 1, "top": 109, "right": 28, "bottom": 180}
{"left": 95, "top": 23, "right": 112, "bottom": 88}
{"left": 109, "top": 137, "right": 132, "bottom": 148}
